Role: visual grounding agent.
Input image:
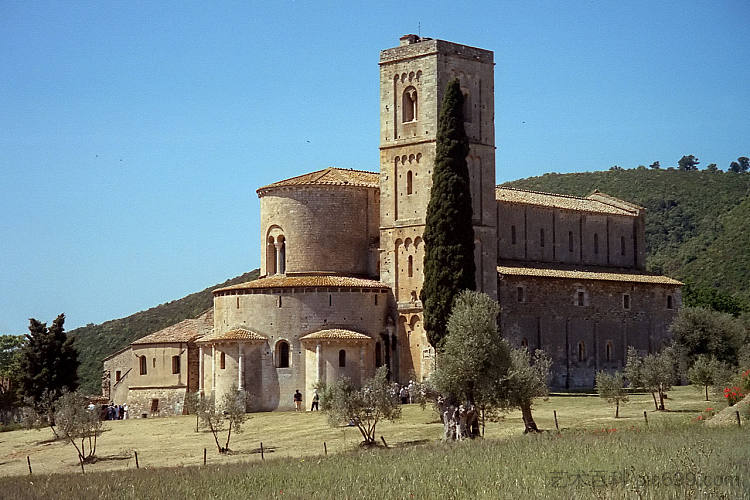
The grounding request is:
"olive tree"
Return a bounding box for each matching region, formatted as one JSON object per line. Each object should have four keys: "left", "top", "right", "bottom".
{"left": 197, "top": 385, "right": 248, "bottom": 454}
{"left": 319, "top": 366, "right": 400, "bottom": 446}
{"left": 595, "top": 371, "right": 628, "bottom": 417}
{"left": 54, "top": 391, "right": 102, "bottom": 471}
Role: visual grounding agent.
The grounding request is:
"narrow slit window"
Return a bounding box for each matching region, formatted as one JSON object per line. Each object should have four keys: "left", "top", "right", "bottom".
{"left": 277, "top": 341, "right": 290, "bottom": 368}
{"left": 594, "top": 234, "right": 599, "bottom": 254}
{"left": 339, "top": 349, "right": 346, "bottom": 367}
{"left": 408, "top": 255, "right": 413, "bottom": 277}
{"left": 329, "top": 294, "right": 332, "bottom": 307}
{"left": 402, "top": 87, "right": 417, "bottom": 122}
{"left": 406, "top": 171, "right": 413, "bottom": 195}
{"left": 521, "top": 338, "right": 528, "bottom": 348}
{"left": 667, "top": 294, "right": 673, "bottom": 309}
{"left": 569, "top": 231, "right": 574, "bottom": 252}
{"left": 517, "top": 286, "right": 524, "bottom": 303}
{"left": 620, "top": 236, "right": 626, "bottom": 256}
{"left": 540, "top": 228, "right": 545, "bottom": 247}
{"left": 374, "top": 294, "right": 378, "bottom": 306}
{"left": 606, "top": 341, "right": 613, "bottom": 362}
{"left": 511, "top": 225, "right": 517, "bottom": 245}
{"left": 577, "top": 291, "right": 585, "bottom": 306}
{"left": 139, "top": 356, "right": 147, "bottom": 375}
{"left": 623, "top": 294, "right": 631, "bottom": 310}
{"left": 116, "top": 370, "right": 121, "bottom": 382}
{"left": 578, "top": 342, "right": 586, "bottom": 362}
{"left": 220, "top": 352, "right": 226, "bottom": 370}
{"left": 172, "top": 355, "right": 180, "bottom": 374}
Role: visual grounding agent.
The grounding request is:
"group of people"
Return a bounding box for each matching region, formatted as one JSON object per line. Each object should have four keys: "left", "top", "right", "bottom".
{"left": 397, "top": 381, "right": 419, "bottom": 404}
{"left": 293, "top": 389, "right": 320, "bottom": 412}
{"left": 87, "top": 402, "right": 129, "bottom": 420}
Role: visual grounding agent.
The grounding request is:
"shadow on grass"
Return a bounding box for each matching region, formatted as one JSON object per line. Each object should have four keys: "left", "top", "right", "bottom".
{"left": 393, "top": 439, "right": 431, "bottom": 448}
{"left": 243, "top": 445, "right": 277, "bottom": 455}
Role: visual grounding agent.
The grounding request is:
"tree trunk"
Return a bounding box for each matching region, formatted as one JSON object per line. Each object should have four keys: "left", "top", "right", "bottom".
{"left": 705, "top": 385, "right": 709, "bottom": 401}
{"left": 520, "top": 403, "right": 540, "bottom": 433}
{"left": 615, "top": 401, "right": 619, "bottom": 418}
{"left": 658, "top": 390, "right": 665, "bottom": 411}
{"left": 651, "top": 392, "right": 658, "bottom": 410}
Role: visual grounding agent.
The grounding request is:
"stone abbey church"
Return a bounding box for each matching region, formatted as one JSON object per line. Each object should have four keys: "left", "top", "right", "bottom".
{"left": 103, "top": 35, "right": 681, "bottom": 416}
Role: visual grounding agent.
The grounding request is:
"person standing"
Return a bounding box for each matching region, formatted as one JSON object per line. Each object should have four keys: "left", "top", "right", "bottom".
{"left": 311, "top": 390, "right": 320, "bottom": 411}
{"left": 293, "top": 389, "right": 303, "bottom": 412}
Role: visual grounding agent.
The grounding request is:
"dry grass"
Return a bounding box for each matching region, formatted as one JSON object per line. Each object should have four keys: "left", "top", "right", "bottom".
{"left": 0, "top": 385, "right": 732, "bottom": 477}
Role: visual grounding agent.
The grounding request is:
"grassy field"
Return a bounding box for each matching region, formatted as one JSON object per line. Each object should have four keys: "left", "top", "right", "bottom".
{"left": 0, "top": 386, "right": 747, "bottom": 498}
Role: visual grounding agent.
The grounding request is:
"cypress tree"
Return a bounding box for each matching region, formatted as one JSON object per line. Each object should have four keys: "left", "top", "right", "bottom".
{"left": 421, "top": 79, "right": 476, "bottom": 348}
{"left": 18, "top": 314, "right": 79, "bottom": 422}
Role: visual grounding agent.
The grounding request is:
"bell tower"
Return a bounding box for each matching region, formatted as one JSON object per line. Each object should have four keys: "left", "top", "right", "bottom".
{"left": 379, "top": 35, "right": 497, "bottom": 381}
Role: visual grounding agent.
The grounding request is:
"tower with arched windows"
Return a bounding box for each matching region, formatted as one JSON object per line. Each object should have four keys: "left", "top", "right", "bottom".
{"left": 378, "top": 35, "right": 499, "bottom": 381}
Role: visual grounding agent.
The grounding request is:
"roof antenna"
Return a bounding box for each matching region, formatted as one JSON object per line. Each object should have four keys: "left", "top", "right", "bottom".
{"left": 418, "top": 21, "right": 421, "bottom": 38}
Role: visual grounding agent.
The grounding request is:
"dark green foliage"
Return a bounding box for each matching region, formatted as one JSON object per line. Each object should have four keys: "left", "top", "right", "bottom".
{"left": 422, "top": 79, "right": 475, "bottom": 348}
{"left": 728, "top": 156, "right": 749, "bottom": 173}
{"left": 0, "top": 335, "right": 25, "bottom": 424}
{"left": 706, "top": 163, "right": 719, "bottom": 172}
{"left": 649, "top": 161, "right": 660, "bottom": 169}
{"left": 72, "top": 269, "right": 259, "bottom": 393}
{"left": 677, "top": 155, "right": 699, "bottom": 171}
{"left": 682, "top": 282, "right": 747, "bottom": 316}
{"left": 17, "top": 314, "right": 79, "bottom": 419}
{"left": 625, "top": 346, "right": 677, "bottom": 410}
{"left": 670, "top": 306, "right": 747, "bottom": 366}
{"left": 503, "top": 169, "right": 750, "bottom": 305}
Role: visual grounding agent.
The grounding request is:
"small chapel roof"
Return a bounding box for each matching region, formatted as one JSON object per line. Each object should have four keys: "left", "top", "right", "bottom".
{"left": 131, "top": 309, "right": 214, "bottom": 345}
{"left": 257, "top": 167, "right": 379, "bottom": 194}
{"left": 299, "top": 329, "right": 374, "bottom": 343}
{"left": 495, "top": 187, "right": 642, "bottom": 216}
{"left": 196, "top": 328, "right": 267, "bottom": 344}
{"left": 497, "top": 264, "right": 682, "bottom": 285}
{"left": 214, "top": 275, "right": 388, "bottom": 293}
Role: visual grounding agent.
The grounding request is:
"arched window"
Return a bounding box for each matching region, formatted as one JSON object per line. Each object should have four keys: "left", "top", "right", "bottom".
{"left": 594, "top": 234, "right": 599, "bottom": 254}
{"left": 375, "top": 342, "right": 382, "bottom": 367}
{"left": 569, "top": 231, "right": 574, "bottom": 252}
{"left": 408, "top": 255, "right": 413, "bottom": 277}
{"left": 521, "top": 338, "right": 528, "bottom": 348}
{"left": 172, "top": 355, "right": 180, "bottom": 374}
{"left": 462, "top": 91, "right": 472, "bottom": 122}
{"left": 266, "top": 236, "right": 277, "bottom": 275}
{"left": 220, "top": 351, "right": 226, "bottom": 370}
{"left": 667, "top": 294, "right": 674, "bottom": 309}
{"left": 339, "top": 349, "right": 346, "bottom": 367}
{"left": 402, "top": 86, "right": 417, "bottom": 122}
{"left": 578, "top": 342, "right": 586, "bottom": 362}
{"left": 277, "top": 341, "right": 290, "bottom": 368}
{"left": 577, "top": 291, "right": 585, "bottom": 306}
{"left": 606, "top": 341, "right": 613, "bottom": 362}
{"left": 620, "top": 236, "right": 626, "bottom": 256}
{"left": 406, "top": 170, "right": 413, "bottom": 195}
{"left": 139, "top": 356, "right": 147, "bottom": 375}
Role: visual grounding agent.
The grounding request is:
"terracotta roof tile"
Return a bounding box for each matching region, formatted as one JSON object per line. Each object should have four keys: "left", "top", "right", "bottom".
{"left": 197, "top": 328, "right": 267, "bottom": 344}
{"left": 132, "top": 310, "right": 214, "bottom": 345}
{"left": 257, "top": 167, "right": 379, "bottom": 194}
{"left": 497, "top": 264, "right": 682, "bottom": 285}
{"left": 214, "top": 275, "right": 388, "bottom": 293}
{"left": 495, "top": 187, "right": 639, "bottom": 216}
{"left": 299, "top": 329, "right": 374, "bottom": 342}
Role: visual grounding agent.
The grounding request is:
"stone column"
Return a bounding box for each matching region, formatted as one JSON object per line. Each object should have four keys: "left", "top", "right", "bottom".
{"left": 199, "top": 345, "right": 204, "bottom": 393}
{"left": 316, "top": 343, "right": 322, "bottom": 385}
{"left": 211, "top": 345, "right": 216, "bottom": 393}
{"left": 238, "top": 343, "right": 244, "bottom": 390}
{"left": 359, "top": 344, "right": 366, "bottom": 385}
{"left": 274, "top": 242, "right": 282, "bottom": 275}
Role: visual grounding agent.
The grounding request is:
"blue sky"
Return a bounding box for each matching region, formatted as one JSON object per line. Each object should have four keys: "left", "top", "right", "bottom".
{"left": 1, "top": 1, "right": 748, "bottom": 334}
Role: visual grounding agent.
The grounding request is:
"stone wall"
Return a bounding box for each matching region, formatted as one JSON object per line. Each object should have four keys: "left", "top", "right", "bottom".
{"left": 102, "top": 348, "right": 132, "bottom": 405}
{"left": 259, "top": 185, "right": 379, "bottom": 277}
{"left": 127, "top": 387, "right": 188, "bottom": 418}
{"left": 497, "top": 204, "right": 642, "bottom": 270}
{"left": 209, "top": 286, "right": 389, "bottom": 410}
{"left": 498, "top": 274, "right": 681, "bottom": 388}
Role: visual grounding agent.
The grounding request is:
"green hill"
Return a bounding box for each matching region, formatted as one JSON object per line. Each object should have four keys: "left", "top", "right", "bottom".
{"left": 503, "top": 168, "right": 750, "bottom": 304}
{"left": 71, "top": 269, "right": 259, "bottom": 394}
